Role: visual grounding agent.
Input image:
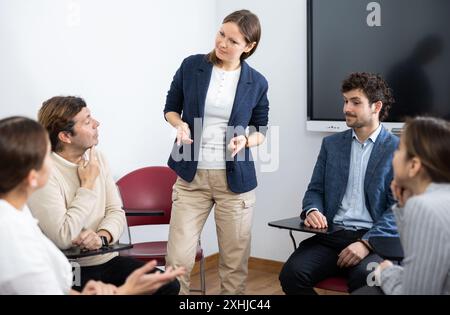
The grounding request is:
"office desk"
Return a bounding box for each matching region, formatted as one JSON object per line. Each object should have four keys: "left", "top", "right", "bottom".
{"left": 268, "top": 216, "right": 404, "bottom": 261}
{"left": 62, "top": 243, "right": 133, "bottom": 259}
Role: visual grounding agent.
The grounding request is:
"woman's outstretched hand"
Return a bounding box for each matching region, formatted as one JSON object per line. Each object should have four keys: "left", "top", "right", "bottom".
{"left": 117, "top": 260, "right": 186, "bottom": 295}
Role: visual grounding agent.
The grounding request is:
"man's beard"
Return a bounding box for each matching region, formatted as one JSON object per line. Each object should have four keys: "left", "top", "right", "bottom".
{"left": 346, "top": 120, "right": 365, "bottom": 128}
{"left": 345, "top": 115, "right": 370, "bottom": 128}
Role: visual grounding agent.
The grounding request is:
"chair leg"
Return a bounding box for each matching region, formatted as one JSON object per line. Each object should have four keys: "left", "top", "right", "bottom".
{"left": 200, "top": 255, "right": 206, "bottom": 295}
{"left": 190, "top": 240, "right": 207, "bottom": 294}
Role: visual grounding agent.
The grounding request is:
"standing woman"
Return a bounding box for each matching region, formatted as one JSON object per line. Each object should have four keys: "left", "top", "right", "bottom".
{"left": 164, "top": 10, "right": 269, "bottom": 294}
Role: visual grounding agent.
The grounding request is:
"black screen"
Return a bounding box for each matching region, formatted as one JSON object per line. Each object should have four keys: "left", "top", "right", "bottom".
{"left": 308, "top": 0, "right": 450, "bottom": 122}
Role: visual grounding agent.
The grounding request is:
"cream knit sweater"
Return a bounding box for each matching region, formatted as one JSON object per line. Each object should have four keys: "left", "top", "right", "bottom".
{"left": 28, "top": 151, "right": 126, "bottom": 267}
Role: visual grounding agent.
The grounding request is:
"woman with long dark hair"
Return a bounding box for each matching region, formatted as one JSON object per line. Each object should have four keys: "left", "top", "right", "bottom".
{"left": 379, "top": 116, "right": 450, "bottom": 294}
{"left": 355, "top": 116, "right": 450, "bottom": 295}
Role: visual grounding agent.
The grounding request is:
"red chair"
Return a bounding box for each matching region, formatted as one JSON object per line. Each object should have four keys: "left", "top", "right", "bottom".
{"left": 116, "top": 166, "right": 206, "bottom": 294}
{"left": 315, "top": 277, "right": 348, "bottom": 293}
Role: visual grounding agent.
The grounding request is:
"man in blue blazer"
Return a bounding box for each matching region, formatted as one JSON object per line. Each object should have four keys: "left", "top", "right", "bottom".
{"left": 279, "top": 73, "right": 399, "bottom": 294}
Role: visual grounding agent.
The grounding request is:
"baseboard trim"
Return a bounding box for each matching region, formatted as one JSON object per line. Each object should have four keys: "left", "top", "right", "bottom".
{"left": 248, "top": 257, "right": 284, "bottom": 273}
{"left": 191, "top": 253, "right": 283, "bottom": 275}
{"left": 190, "top": 253, "right": 347, "bottom": 295}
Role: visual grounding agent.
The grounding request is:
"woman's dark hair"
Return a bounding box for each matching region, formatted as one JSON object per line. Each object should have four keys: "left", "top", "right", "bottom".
{"left": 0, "top": 116, "right": 48, "bottom": 195}
{"left": 403, "top": 116, "right": 450, "bottom": 183}
{"left": 38, "top": 96, "right": 86, "bottom": 152}
{"left": 208, "top": 9, "right": 261, "bottom": 65}
{"left": 341, "top": 72, "right": 395, "bottom": 121}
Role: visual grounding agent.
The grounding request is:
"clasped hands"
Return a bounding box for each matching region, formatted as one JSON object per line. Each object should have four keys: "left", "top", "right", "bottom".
{"left": 72, "top": 229, "right": 103, "bottom": 251}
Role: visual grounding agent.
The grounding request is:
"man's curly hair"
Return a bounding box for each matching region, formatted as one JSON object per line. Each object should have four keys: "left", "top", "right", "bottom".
{"left": 341, "top": 72, "right": 395, "bottom": 121}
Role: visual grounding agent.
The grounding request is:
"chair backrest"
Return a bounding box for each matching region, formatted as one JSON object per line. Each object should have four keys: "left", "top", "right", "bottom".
{"left": 116, "top": 166, "right": 177, "bottom": 226}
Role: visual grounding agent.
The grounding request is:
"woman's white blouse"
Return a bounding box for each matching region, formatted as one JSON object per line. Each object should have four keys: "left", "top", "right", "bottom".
{"left": 197, "top": 65, "right": 241, "bottom": 169}
{"left": 0, "top": 199, "right": 73, "bottom": 294}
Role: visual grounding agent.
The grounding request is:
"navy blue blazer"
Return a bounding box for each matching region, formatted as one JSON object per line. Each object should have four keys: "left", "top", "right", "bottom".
{"left": 164, "top": 54, "right": 269, "bottom": 193}
{"left": 301, "top": 126, "right": 399, "bottom": 239}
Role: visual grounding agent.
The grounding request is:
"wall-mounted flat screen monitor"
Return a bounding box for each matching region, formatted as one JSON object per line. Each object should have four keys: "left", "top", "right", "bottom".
{"left": 307, "top": 0, "right": 450, "bottom": 132}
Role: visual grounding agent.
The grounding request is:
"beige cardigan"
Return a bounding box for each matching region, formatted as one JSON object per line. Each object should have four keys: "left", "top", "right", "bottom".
{"left": 28, "top": 151, "right": 126, "bottom": 267}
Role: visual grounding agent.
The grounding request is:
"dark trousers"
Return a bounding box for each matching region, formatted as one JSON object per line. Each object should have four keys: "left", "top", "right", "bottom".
{"left": 73, "top": 256, "right": 180, "bottom": 295}
{"left": 279, "top": 229, "right": 383, "bottom": 295}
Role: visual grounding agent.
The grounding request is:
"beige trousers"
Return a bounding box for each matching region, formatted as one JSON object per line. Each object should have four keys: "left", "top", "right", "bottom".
{"left": 166, "top": 169, "right": 255, "bottom": 295}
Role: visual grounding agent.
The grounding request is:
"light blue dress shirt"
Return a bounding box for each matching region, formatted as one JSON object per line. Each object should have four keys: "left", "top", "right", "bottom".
{"left": 332, "top": 124, "right": 383, "bottom": 230}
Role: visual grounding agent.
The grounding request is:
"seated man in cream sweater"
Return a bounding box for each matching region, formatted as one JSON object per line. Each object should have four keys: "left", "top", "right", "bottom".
{"left": 28, "top": 96, "right": 180, "bottom": 294}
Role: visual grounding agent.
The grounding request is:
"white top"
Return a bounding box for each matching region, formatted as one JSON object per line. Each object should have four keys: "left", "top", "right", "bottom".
{"left": 197, "top": 65, "right": 241, "bottom": 169}
{"left": 0, "top": 199, "right": 73, "bottom": 294}
{"left": 27, "top": 150, "right": 125, "bottom": 267}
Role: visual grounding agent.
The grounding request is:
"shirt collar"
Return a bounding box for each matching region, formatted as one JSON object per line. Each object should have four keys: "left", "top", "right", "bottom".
{"left": 52, "top": 151, "right": 88, "bottom": 168}
{"left": 352, "top": 124, "right": 382, "bottom": 144}
{"left": 425, "top": 182, "right": 450, "bottom": 194}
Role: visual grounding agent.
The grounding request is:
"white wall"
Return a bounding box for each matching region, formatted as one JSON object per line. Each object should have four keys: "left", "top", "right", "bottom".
{"left": 0, "top": 0, "right": 329, "bottom": 262}
{"left": 0, "top": 0, "right": 220, "bottom": 254}
{"left": 0, "top": 0, "right": 215, "bottom": 174}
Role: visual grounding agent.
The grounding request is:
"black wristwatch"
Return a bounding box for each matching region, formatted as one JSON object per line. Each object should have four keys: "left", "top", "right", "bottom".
{"left": 100, "top": 236, "right": 109, "bottom": 248}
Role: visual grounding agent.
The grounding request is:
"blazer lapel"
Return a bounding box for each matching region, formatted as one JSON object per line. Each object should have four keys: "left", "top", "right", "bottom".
{"left": 338, "top": 129, "right": 353, "bottom": 189}
{"left": 228, "top": 61, "right": 253, "bottom": 126}
{"left": 364, "top": 127, "right": 388, "bottom": 192}
{"left": 338, "top": 130, "right": 353, "bottom": 202}
{"left": 196, "top": 58, "right": 213, "bottom": 119}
